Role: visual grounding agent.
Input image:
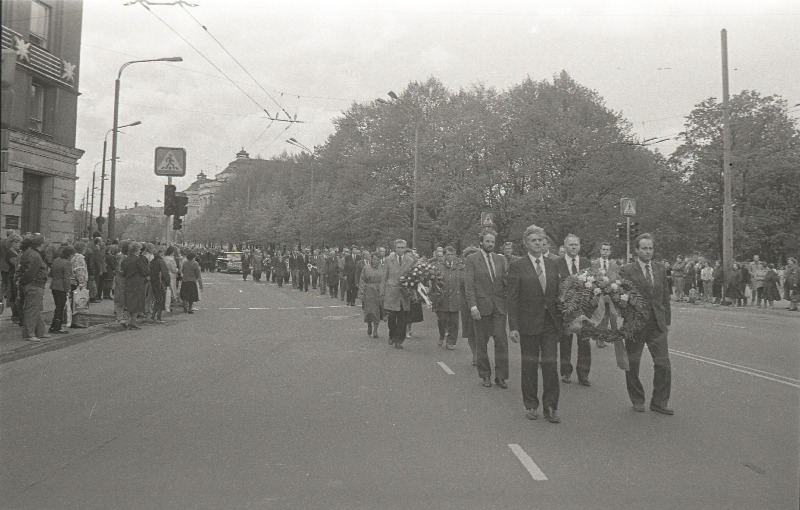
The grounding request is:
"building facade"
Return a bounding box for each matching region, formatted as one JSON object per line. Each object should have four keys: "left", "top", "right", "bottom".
{"left": 1, "top": 0, "right": 84, "bottom": 242}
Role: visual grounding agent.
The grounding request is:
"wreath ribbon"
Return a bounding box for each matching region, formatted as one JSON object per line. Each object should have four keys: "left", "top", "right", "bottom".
{"left": 567, "top": 295, "right": 630, "bottom": 370}
{"left": 416, "top": 281, "right": 433, "bottom": 307}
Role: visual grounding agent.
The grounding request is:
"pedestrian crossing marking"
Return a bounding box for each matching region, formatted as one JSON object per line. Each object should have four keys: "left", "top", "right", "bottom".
{"left": 437, "top": 362, "right": 455, "bottom": 375}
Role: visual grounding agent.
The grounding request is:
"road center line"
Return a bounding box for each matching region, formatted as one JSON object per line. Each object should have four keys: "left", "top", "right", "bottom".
{"left": 671, "top": 350, "right": 800, "bottom": 389}
{"left": 437, "top": 362, "right": 455, "bottom": 375}
{"left": 219, "top": 307, "right": 240, "bottom": 310}
{"left": 508, "top": 444, "right": 548, "bottom": 481}
{"left": 278, "top": 307, "right": 298, "bottom": 310}
{"left": 305, "top": 306, "right": 324, "bottom": 309}
{"left": 329, "top": 305, "right": 348, "bottom": 308}
{"left": 711, "top": 322, "right": 746, "bottom": 329}
{"left": 248, "top": 307, "right": 270, "bottom": 310}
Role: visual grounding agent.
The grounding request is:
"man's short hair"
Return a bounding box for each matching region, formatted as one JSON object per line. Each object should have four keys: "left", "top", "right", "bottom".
{"left": 444, "top": 245, "right": 456, "bottom": 254}
{"left": 479, "top": 229, "right": 497, "bottom": 243}
{"left": 634, "top": 233, "right": 655, "bottom": 249}
{"left": 599, "top": 241, "right": 612, "bottom": 248}
{"left": 523, "top": 225, "right": 546, "bottom": 242}
{"left": 564, "top": 234, "right": 580, "bottom": 244}
{"left": 393, "top": 239, "right": 407, "bottom": 247}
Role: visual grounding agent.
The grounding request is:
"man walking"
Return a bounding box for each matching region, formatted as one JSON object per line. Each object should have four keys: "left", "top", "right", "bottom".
{"left": 465, "top": 230, "right": 509, "bottom": 389}
{"left": 558, "top": 234, "right": 591, "bottom": 386}
{"left": 619, "top": 233, "right": 673, "bottom": 415}
{"left": 508, "top": 225, "right": 563, "bottom": 423}
{"left": 18, "top": 235, "right": 50, "bottom": 342}
{"left": 381, "top": 239, "right": 416, "bottom": 349}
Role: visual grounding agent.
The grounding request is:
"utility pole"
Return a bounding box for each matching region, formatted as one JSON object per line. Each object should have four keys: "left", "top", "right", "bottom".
{"left": 413, "top": 127, "right": 418, "bottom": 251}
{"left": 89, "top": 171, "right": 96, "bottom": 236}
{"left": 721, "top": 29, "right": 733, "bottom": 274}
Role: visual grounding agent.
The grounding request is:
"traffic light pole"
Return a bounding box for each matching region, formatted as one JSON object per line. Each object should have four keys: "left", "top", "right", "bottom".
{"left": 626, "top": 216, "right": 631, "bottom": 263}
{"left": 165, "top": 176, "right": 172, "bottom": 244}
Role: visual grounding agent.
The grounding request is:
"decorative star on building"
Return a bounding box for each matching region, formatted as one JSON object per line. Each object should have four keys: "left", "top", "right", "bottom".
{"left": 14, "top": 36, "right": 30, "bottom": 62}
{"left": 61, "top": 60, "right": 76, "bottom": 82}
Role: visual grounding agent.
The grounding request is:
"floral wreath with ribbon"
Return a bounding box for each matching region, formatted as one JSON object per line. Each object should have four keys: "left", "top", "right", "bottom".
{"left": 558, "top": 268, "right": 649, "bottom": 344}
{"left": 399, "top": 259, "right": 445, "bottom": 307}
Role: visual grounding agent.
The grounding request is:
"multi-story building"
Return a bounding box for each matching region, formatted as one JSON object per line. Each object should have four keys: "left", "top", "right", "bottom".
{"left": 1, "top": 0, "right": 84, "bottom": 242}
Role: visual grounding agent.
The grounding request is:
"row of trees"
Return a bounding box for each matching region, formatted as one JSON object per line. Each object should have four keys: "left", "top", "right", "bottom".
{"left": 186, "top": 72, "right": 799, "bottom": 262}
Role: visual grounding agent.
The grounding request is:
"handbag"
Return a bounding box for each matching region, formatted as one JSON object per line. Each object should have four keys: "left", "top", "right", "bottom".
{"left": 73, "top": 286, "right": 90, "bottom": 313}
{"left": 744, "top": 286, "right": 752, "bottom": 299}
{"left": 64, "top": 293, "right": 73, "bottom": 328}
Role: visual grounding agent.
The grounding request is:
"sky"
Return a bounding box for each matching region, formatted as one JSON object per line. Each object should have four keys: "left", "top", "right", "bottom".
{"left": 73, "top": 0, "right": 800, "bottom": 212}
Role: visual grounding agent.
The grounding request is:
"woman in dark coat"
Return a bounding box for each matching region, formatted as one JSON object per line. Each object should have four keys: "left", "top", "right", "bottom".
{"left": 149, "top": 246, "right": 171, "bottom": 323}
{"left": 179, "top": 251, "right": 202, "bottom": 313}
{"left": 763, "top": 264, "right": 782, "bottom": 307}
{"left": 725, "top": 262, "right": 745, "bottom": 306}
{"left": 121, "top": 242, "right": 149, "bottom": 329}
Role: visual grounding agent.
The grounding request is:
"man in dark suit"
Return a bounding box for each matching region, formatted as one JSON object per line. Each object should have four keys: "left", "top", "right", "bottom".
{"left": 465, "top": 230, "right": 509, "bottom": 389}
{"left": 591, "top": 241, "right": 620, "bottom": 349}
{"left": 508, "top": 225, "right": 563, "bottom": 423}
{"left": 619, "top": 233, "right": 673, "bottom": 415}
{"left": 557, "top": 234, "right": 592, "bottom": 386}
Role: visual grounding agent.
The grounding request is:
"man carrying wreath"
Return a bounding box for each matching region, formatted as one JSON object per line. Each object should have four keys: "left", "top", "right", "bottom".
{"left": 381, "top": 239, "right": 417, "bottom": 349}
{"left": 619, "top": 233, "right": 673, "bottom": 415}
{"left": 508, "top": 225, "right": 563, "bottom": 423}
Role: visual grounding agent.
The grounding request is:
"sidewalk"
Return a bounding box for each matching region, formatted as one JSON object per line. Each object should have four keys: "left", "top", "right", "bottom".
{"left": 0, "top": 290, "right": 116, "bottom": 362}
{"left": 672, "top": 297, "right": 799, "bottom": 318}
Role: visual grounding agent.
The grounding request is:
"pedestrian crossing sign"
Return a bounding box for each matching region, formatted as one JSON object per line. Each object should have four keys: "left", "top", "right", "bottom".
{"left": 621, "top": 197, "right": 636, "bottom": 217}
{"left": 481, "top": 212, "right": 494, "bottom": 227}
{"left": 154, "top": 147, "right": 186, "bottom": 176}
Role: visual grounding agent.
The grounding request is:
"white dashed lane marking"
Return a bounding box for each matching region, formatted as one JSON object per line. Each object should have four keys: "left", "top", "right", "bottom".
{"left": 671, "top": 349, "right": 800, "bottom": 389}
{"left": 509, "top": 444, "right": 548, "bottom": 481}
{"left": 437, "top": 362, "right": 455, "bottom": 375}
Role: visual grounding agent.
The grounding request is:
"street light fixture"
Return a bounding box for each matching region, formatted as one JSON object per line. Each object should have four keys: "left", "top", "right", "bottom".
{"left": 108, "top": 57, "right": 182, "bottom": 240}
{"left": 381, "top": 91, "right": 419, "bottom": 250}
{"left": 286, "top": 137, "right": 315, "bottom": 246}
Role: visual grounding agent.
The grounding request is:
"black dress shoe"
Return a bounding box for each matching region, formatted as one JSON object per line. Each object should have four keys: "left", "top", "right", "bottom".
{"left": 481, "top": 377, "right": 492, "bottom": 388}
{"left": 494, "top": 378, "right": 508, "bottom": 389}
{"left": 525, "top": 409, "right": 538, "bottom": 420}
{"left": 578, "top": 379, "right": 591, "bottom": 387}
{"left": 650, "top": 404, "right": 675, "bottom": 415}
{"left": 394, "top": 343, "right": 403, "bottom": 349}
{"left": 632, "top": 403, "right": 646, "bottom": 412}
{"left": 543, "top": 407, "right": 561, "bottom": 423}
{"left": 561, "top": 375, "right": 571, "bottom": 384}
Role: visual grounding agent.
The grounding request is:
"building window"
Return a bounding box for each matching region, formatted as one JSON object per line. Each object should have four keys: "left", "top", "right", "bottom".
{"left": 22, "top": 172, "right": 44, "bottom": 234}
{"left": 29, "top": 81, "right": 45, "bottom": 132}
{"left": 29, "top": 0, "right": 50, "bottom": 48}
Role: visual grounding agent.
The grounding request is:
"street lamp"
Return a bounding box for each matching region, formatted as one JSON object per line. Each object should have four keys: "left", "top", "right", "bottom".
{"left": 108, "top": 57, "right": 182, "bottom": 241}
{"left": 379, "top": 91, "right": 419, "bottom": 249}
{"left": 98, "top": 120, "right": 140, "bottom": 235}
{"left": 286, "top": 137, "right": 315, "bottom": 246}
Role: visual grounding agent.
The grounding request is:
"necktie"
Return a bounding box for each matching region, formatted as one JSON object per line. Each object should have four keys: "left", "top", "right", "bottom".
{"left": 535, "top": 258, "right": 546, "bottom": 292}
{"left": 645, "top": 264, "right": 653, "bottom": 285}
{"left": 487, "top": 253, "right": 496, "bottom": 282}
{"left": 602, "top": 260, "right": 607, "bottom": 271}
{"left": 571, "top": 258, "right": 578, "bottom": 275}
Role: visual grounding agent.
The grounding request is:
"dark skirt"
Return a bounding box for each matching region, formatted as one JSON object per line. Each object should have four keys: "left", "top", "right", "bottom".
{"left": 180, "top": 280, "right": 199, "bottom": 303}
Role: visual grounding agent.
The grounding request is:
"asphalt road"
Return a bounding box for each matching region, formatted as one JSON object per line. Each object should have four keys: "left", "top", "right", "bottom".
{"left": 1, "top": 272, "right": 798, "bottom": 509}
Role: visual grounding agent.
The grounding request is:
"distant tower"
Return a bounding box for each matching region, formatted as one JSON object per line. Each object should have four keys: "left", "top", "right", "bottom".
{"left": 236, "top": 147, "right": 249, "bottom": 159}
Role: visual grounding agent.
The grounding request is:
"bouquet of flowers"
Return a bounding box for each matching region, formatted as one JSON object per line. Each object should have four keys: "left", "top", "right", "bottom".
{"left": 399, "top": 259, "right": 445, "bottom": 306}
{"left": 558, "top": 268, "right": 649, "bottom": 344}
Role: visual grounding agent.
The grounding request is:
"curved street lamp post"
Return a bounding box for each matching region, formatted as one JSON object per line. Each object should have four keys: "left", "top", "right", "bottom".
{"left": 107, "top": 57, "right": 182, "bottom": 241}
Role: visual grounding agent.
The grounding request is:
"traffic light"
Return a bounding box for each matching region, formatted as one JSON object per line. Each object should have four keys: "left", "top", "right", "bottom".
{"left": 174, "top": 193, "right": 189, "bottom": 217}
{"left": 629, "top": 221, "right": 639, "bottom": 238}
{"left": 173, "top": 216, "right": 183, "bottom": 230}
{"left": 616, "top": 222, "right": 626, "bottom": 240}
{"left": 164, "top": 184, "right": 176, "bottom": 216}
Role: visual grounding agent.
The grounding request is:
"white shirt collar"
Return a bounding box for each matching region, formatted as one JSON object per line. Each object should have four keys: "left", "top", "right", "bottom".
{"left": 528, "top": 252, "right": 545, "bottom": 267}
{"left": 638, "top": 259, "right": 652, "bottom": 273}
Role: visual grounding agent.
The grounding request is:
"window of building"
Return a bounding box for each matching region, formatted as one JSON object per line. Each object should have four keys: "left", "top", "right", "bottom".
{"left": 21, "top": 172, "right": 44, "bottom": 234}
{"left": 29, "top": 0, "right": 50, "bottom": 48}
{"left": 29, "top": 81, "right": 45, "bottom": 132}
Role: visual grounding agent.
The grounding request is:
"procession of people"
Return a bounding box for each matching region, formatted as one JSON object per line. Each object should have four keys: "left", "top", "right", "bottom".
{"left": 3, "top": 226, "right": 798, "bottom": 424}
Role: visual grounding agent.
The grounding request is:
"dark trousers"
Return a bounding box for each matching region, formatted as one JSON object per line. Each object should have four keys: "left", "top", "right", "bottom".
{"left": 50, "top": 289, "right": 67, "bottom": 331}
{"left": 436, "top": 311, "right": 459, "bottom": 345}
{"left": 328, "top": 281, "right": 338, "bottom": 297}
{"left": 311, "top": 270, "right": 319, "bottom": 289}
{"left": 319, "top": 274, "right": 327, "bottom": 294}
{"left": 474, "top": 312, "right": 509, "bottom": 380}
{"left": 346, "top": 280, "right": 356, "bottom": 304}
{"left": 520, "top": 328, "right": 560, "bottom": 411}
{"left": 253, "top": 270, "right": 261, "bottom": 282}
{"left": 624, "top": 319, "right": 672, "bottom": 407}
{"left": 339, "top": 277, "right": 347, "bottom": 300}
{"left": 387, "top": 309, "right": 408, "bottom": 345}
{"left": 101, "top": 278, "right": 113, "bottom": 299}
{"left": 300, "top": 272, "right": 310, "bottom": 292}
{"left": 560, "top": 333, "right": 591, "bottom": 381}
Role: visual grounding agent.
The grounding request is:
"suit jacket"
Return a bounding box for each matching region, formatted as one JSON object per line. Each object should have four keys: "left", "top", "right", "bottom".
{"left": 557, "top": 255, "right": 588, "bottom": 281}
{"left": 620, "top": 260, "right": 671, "bottom": 333}
{"left": 591, "top": 257, "right": 620, "bottom": 278}
{"left": 380, "top": 252, "right": 417, "bottom": 311}
{"left": 507, "top": 255, "right": 562, "bottom": 336}
{"left": 464, "top": 250, "right": 508, "bottom": 316}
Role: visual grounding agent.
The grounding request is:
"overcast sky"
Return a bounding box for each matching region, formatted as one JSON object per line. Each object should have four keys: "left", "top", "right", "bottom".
{"left": 74, "top": 0, "right": 800, "bottom": 212}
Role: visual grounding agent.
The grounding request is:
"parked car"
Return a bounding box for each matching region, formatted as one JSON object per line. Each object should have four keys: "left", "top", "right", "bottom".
{"left": 217, "top": 252, "right": 243, "bottom": 273}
